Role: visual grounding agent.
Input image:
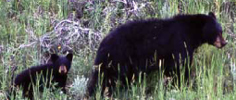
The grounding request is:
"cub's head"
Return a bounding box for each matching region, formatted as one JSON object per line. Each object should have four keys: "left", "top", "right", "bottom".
{"left": 202, "top": 12, "right": 227, "bottom": 48}
{"left": 50, "top": 53, "right": 73, "bottom": 75}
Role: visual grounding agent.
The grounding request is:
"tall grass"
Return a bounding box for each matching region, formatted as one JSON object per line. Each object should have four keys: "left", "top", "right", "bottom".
{"left": 0, "top": 0, "right": 235, "bottom": 99}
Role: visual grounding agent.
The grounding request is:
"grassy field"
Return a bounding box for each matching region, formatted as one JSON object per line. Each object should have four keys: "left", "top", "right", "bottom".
{"left": 0, "top": 0, "right": 235, "bottom": 100}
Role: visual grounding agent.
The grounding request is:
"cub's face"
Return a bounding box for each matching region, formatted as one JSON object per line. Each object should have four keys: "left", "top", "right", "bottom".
{"left": 51, "top": 53, "right": 73, "bottom": 75}
{"left": 203, "top": 12, "right": 227, "bottom": 48}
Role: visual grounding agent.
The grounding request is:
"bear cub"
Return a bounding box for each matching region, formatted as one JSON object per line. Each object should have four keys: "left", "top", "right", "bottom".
{"left": 13, "top": 53, "right": 73, "bottom": 99}
{"left": 86, "top": 12, "right": 227, "bottom": 97}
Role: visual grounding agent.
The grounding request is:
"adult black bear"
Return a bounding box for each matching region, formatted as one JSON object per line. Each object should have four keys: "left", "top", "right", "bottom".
{"left": 86, "top": 12, "right": 227, "bottom": 96}
{"left": 13, "top": 53, "right": 73, "bottom": 100}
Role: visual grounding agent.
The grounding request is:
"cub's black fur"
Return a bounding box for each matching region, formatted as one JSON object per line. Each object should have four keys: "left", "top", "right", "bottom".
{"left": 13, "top": 53, "right": 73, "bottom": 100}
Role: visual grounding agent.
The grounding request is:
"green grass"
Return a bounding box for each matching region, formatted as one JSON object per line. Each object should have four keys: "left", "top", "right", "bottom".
{"left": 0, "top": 0, "right": 236, "bottom": 100}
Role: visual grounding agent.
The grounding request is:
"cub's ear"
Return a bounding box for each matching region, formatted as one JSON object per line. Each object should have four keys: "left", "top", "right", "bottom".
{"left": 208, "top": 12, "right": 216, "bottom": 19}
{"left": 66, "top": 53, "right": 73, "bottom": 62}
{"left": 51, "top": 54, "right": 59, "bottom": 63}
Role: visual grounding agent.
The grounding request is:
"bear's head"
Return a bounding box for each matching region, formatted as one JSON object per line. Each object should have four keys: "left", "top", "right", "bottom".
{"left": 50, "top": 53, "right": 73, "bottom": 75}
{"left": 202, "top": 12, "right": 227, "bottom": 48}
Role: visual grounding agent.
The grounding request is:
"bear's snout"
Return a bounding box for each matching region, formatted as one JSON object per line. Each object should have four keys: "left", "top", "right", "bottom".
{"left": 214, "top": 34, "right": 227, "bottom": 48}
{"left": 59, "top": 65, "right": 67, "bottom": 74}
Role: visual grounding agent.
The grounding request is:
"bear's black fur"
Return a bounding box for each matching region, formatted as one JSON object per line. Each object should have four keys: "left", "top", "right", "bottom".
{"left": 86, "top": 12, "right": 227, "bottom": 96}
{"left": 13, "top": 53, "right": 73, "bottom": 100}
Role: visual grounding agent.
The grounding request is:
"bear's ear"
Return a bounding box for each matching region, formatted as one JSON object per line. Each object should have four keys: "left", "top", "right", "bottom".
{"left": 51, "top": 54, "right": 59, "bottom": 63}
{"left": 208, "top": 12, "right": 216, "bottom": 19}
{"left": 66, "top": 53, "right": 73, "bottom": 62}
